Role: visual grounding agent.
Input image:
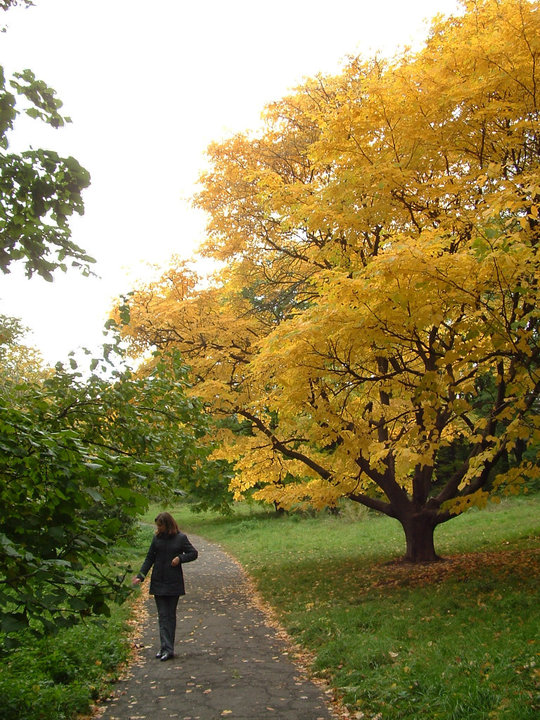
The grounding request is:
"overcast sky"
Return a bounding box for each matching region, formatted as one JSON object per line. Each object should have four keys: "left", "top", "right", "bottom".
{"left": 1, "top": 0, "right": 460, "bottom": 364}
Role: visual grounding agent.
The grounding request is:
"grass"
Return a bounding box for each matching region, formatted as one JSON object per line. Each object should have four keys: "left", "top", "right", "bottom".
{"left": 151, "top": 495, "right": 539, "bottom": 720}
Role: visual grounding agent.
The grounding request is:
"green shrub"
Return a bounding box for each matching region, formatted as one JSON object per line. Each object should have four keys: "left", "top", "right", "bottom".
{"left": 0, "top": 604, "right": 132, "bottom": 720}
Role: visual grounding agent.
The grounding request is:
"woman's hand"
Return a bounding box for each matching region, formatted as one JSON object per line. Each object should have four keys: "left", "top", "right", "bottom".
{"left": 171, "top": 556, "right": 180, "bottom": 567}
{"left": 132, "top": 576, "right": 142, "bottom": 586}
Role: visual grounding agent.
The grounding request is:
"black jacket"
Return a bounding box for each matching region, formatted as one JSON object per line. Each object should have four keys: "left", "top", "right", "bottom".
{"left": 137, "top": 531, "right": 198, "bottom": 596}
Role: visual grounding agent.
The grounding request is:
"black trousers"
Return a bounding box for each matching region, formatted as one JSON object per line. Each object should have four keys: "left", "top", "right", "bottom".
{"left": 154, "top": 595, "right": 180, "bottom": 654}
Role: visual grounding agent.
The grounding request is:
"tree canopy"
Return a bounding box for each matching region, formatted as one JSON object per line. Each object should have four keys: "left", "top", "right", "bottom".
{"left": 117, "top": 0, "right": 539, "bottom": 561}
{"left": 0, "top": 63, "right": 93, "bottom": 280}
{"left": 0, "top": 330, "right": 218, "bottom": 641}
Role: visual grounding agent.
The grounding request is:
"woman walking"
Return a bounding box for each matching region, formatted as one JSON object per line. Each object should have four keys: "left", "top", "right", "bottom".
{"left": 132, "top": 512, "right": 198, "bottom": 661}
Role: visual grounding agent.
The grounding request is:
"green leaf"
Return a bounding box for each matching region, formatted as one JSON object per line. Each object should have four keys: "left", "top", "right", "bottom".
{"left": 1, "top": 612, "right": 28, "bottom": 633}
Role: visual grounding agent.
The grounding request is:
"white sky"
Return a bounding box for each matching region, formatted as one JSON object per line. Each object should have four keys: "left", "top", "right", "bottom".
{"left": 0, "top": 0, "right": 460, "bottom": 364}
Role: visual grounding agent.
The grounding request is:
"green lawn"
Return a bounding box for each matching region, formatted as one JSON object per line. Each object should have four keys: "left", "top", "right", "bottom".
{"left": 158, "top": 496, "right": 539, "bottom": 720}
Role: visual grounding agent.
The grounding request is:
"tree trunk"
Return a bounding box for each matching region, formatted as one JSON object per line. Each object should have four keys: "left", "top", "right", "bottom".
{"left": 401, "top": 512, "right": 440, "bottom": 563}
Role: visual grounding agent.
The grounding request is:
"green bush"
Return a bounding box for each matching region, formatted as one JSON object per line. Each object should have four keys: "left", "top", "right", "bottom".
{"left": 0, "top": 606, "right": 132, "bottom": 720}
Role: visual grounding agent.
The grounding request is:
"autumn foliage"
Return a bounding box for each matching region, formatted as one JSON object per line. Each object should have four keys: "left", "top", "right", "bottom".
{"left": 118, "top": 0, "right": 539, "bottom": 561}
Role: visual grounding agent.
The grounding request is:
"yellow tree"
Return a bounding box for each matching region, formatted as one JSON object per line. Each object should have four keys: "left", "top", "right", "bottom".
{"left": 119, "top": 0, "right": 539, "bottom": 561}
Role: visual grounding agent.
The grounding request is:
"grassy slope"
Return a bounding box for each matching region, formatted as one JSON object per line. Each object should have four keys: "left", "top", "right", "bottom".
{"left": 162, "top": 496, "right": 539, "bottom": 720}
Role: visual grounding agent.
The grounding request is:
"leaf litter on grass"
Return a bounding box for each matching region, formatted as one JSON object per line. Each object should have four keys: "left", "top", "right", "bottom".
{"left": 331, "top": 546, "right": 540, "bottom": 602}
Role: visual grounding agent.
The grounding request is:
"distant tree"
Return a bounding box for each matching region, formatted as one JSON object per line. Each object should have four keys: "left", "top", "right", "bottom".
{"left": 0, "top": 314, "right": 45, "bottom": 394}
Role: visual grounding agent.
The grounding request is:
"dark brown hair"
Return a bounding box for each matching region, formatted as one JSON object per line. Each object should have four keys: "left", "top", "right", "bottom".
{"left": 154, "top": 512, "right": 180, "bottom": 536}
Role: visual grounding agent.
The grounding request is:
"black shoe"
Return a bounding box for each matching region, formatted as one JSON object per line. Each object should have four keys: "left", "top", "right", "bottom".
{"left": 160, "top": 651, "right": 174, "bottom": 661}
{"left": 155, "top": 651, "right": 163, "bottom": 659}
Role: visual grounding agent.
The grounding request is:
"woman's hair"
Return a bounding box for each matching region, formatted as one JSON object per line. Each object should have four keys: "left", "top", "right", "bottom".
{"left": 154, "top": 512, "right": 180, "bottom": 536}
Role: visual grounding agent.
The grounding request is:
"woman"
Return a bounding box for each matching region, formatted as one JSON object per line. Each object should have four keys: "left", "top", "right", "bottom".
{"left": 132, "top": 512, "right": 198, "bottom": 661}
